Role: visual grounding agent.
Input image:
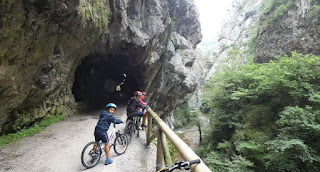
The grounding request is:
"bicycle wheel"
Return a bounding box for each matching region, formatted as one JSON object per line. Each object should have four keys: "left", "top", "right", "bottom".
{"left": 114, "top": 134, "right": 128, "bottom": 155}
{"left": 81, "top": 141, "right": 102, "bottom": 169}
{"left": 125, "top": 120, "right": 134, "bottom": 143}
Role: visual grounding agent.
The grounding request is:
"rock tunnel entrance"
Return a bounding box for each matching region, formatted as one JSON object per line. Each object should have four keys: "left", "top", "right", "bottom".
{"left": 72, "top": 54, "right": 141, "bottom": 110}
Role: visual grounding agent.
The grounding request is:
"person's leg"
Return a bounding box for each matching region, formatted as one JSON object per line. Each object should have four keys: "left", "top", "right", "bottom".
{"left": 101, "top": 131, "right": 112, "bottom": 164}
{"left": 133, "top": 113, "right": 144, "bottom": 130}
{"left": 142, "top": 111, "right": 148, "bottom": 126}
{"left": 105, "top": 143, "right": 110, "bottom": 158}
{"left": 136, "top": 111, "right": 147, "bottom": 129}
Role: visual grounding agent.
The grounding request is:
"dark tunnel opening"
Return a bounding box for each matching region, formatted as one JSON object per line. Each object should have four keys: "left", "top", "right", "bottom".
{"left": 72, "top": 54, "right": 141, "bottom": 110}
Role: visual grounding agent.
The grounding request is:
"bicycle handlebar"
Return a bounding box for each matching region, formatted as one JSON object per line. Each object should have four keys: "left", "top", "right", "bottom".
{"left": 188, "top": 159, "right": 201, "bottom": 166}
{"left": 113, "top": 123, "right": 124, "bottom": 128}
{"left": 163, "top": 159, "right": 201, "bottom": 172}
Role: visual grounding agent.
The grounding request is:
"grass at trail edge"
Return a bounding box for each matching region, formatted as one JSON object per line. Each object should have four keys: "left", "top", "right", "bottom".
{"left": 0, "top": 115, "right": 65, "bottom": 147}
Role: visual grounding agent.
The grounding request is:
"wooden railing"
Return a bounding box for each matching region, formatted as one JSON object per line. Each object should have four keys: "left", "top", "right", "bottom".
{"left": 146, "top": 108, "right": 212, "bottom": 172}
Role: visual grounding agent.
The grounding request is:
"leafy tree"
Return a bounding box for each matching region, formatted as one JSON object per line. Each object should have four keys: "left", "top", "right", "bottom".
{"left": 199, "top": 52, "right": 320, "bottom": 171}
{"left": 265, "top": 106, "right": 320, "bottom": 171}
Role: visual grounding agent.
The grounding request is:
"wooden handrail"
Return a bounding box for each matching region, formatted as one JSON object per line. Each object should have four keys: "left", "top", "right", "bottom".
{"left": 146, "top": 108, "right": 212, "bottom": 172}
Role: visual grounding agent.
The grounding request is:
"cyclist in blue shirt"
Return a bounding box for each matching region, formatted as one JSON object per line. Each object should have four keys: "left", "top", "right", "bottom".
{"left": 94, "top": 103, "right": 123, "bottom": 165}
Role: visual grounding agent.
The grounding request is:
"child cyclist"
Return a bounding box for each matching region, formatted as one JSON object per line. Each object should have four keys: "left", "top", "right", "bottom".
{"left": 94, "top": 103, "right": 123, "bottom": 165}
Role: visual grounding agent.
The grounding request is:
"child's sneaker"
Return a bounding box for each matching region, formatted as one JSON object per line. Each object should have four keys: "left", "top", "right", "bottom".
{"left": 105, "top": 158, "right": 113, "bottom": 165}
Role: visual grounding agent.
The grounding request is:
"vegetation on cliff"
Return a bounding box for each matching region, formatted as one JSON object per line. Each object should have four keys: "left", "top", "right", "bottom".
{"left": 0, "top": 115, "right": 65, "bottom": 147}
{"left": 198, "top": 52, "right": 320, "bottom": 171}
{"left": 0, "top": 0, "right": 112, "bottom": 135}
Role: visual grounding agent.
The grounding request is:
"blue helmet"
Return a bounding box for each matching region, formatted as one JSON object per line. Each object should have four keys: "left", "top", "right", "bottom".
{"left": 105, "top": 103, "right": 117, "bottom": 110}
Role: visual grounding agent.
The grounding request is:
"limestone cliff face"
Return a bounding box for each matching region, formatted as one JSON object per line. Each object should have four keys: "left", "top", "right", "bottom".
{"left": 206, "top": 0, "right": 263, "bottom": 77}
{"left": 0, "top": 0, "right": 203, "bottom": 134}
{"left": 255, "top": 0, "right": 320, "bottom": 63}
{"left": 208, "top": 0, "right": 320, "bottom": 77}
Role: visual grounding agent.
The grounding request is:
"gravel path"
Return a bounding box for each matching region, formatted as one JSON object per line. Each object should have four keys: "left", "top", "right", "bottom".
{"left": 0, "top": 107, "right": 157, "bottom": 172}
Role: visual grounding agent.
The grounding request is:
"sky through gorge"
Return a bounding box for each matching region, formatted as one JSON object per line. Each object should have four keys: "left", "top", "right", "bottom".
{"left": 194, "top": 0, "right": 233, "bottom": 43}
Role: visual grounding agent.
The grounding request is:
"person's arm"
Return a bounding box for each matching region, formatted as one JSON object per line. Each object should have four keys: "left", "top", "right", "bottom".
{"left": 113, "top": 118, "right": 123, "bottom": 124}
{"left": 139, "top": 98, "right": 147, "bottom": 106}
{"left": 108, "top": 114, "right": 123, "bottom": 124}
{"left": 135, "top": 98, "right": 148, "bottom": 109}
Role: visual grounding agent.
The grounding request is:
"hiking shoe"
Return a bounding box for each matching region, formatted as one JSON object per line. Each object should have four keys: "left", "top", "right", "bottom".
{"left": 141, "top": 124, "right": 148, "bottom": 128}
{"left": 105, "top": 158, "right": 113, "bottom": 165}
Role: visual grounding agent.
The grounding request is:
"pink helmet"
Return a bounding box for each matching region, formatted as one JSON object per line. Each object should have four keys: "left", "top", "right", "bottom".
{"left": 134, "top": 91, "right": 142, "bottom": 96}
{"left": 142, "top": 92, "right": 147, "bottom": 96}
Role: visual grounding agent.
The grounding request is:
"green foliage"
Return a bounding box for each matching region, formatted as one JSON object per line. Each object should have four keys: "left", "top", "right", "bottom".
{"left": 173, "top": 103, "right": 199, "bottom": 128}
{"left": 204, "top": 151, "right": 254, "bottom": 172}
{"left": 260, "top": 0, "right": 294, "bottom": 30}
{"left": 171, "top": 16, "right": 176, "bottom": 28}
{"left": 265, "top": 106, "right": 320, "bottom": 171}
{"left": 0, "top": 115, "right": 65, "bottom": 147}
{"left": 266, "top": 138, "right": 320, "bottom": 172}
{"left": 248, "top": 27, "right": 258, "bottom": 55}
{"left": 199, "top": 52, "right": 320, "bottom": 171}
{"left": 272, "top": 4, "right": 287, "bottom": 20}
{"left": 219, "top": 44, "right": 230, "bottom": 54}
{"left": 271, "top": 0, "right": 293, "bottom": 22}
{"left": 307, "top": 5, "right": 320, "bottom": 25}
{"left": 262, "top": 0, "right": 286, "bottom": 14}
{"left": 79, "top": 0, "right": 111, "bottom": 37}
{"left": 167, "top": 139, "right": 177, "bottom": 158}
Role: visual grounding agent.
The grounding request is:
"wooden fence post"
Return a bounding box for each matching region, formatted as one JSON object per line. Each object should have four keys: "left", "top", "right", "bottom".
{"left": 161, "top": 131, "right": 172, "bottom": 166}
{"left": 146, "top": 112, "right": 152, "bottom": 146}
{"left": 156, "top": 128, "right": 164, "bottom": 171}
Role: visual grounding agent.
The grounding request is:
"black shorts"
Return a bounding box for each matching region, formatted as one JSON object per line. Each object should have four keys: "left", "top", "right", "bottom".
{"left": 94, "top": 128, "right": 109, "bottom": 143}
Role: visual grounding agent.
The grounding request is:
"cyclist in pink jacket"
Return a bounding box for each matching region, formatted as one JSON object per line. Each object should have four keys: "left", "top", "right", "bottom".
{"left": 140, "top": 92, "right": 148, "bottom": 129}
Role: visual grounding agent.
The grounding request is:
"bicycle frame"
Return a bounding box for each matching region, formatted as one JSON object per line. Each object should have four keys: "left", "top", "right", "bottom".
{"left": 98, "top": 125, "right": 120, "bottom": 155}
{"left": 133, "top": 116, "right": 141, "bottom": 127}
{"left": 107, "top": 126, "right": 118, "bottom": 147}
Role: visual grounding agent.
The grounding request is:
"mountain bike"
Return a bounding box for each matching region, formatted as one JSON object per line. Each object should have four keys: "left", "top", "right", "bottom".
{"left": 153, "top": 159, "right": 201, "bottom": 172}
{"left": 124, "top": 115, "right": 141, "bottom": 143}
{"left": 81, "top": 123, "right": 128, "bottom": 169}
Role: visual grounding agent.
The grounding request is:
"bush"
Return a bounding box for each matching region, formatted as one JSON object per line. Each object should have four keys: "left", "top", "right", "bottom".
{"left": 199, "top": 52, "right": 320, "bottom": 171}
{"left": 173, "top": 103, "right": 199, "bottom": 129}
{"left": 265, "top": 106, "right": 320, "bottom": 171}
{"left": 204, "top": 151, "right": 254, "bottom": 172}
{"left": 0, "top": 115, "right": 64, "bottom": 146}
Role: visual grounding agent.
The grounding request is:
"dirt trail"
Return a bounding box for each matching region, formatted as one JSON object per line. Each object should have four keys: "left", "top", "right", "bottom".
{"left": 0, "top": 107, "right": 157, "bottom": 172}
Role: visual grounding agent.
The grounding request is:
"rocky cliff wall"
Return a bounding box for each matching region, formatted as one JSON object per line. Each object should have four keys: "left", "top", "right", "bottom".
{"left": 255, "top": 0, "right": 320, "bottom": 63}
{"left": 208, "top": 0, "right": 320, "bottom": 77}
{"left": 0, "top": 0, "right": 203, "bottom": 134}
{"left": 206, "top": 0, "right": 263, "bottom": 78}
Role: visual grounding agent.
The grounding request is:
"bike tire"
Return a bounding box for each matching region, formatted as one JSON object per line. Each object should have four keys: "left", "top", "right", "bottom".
{"left": 81, "top": 141, "right": 102, "bottom": 169}
{"left": 125, "top": 120, "right": 134, "bottom": 143}
{"left": 114, "top": 134, "right": 128, "bottom": 155}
